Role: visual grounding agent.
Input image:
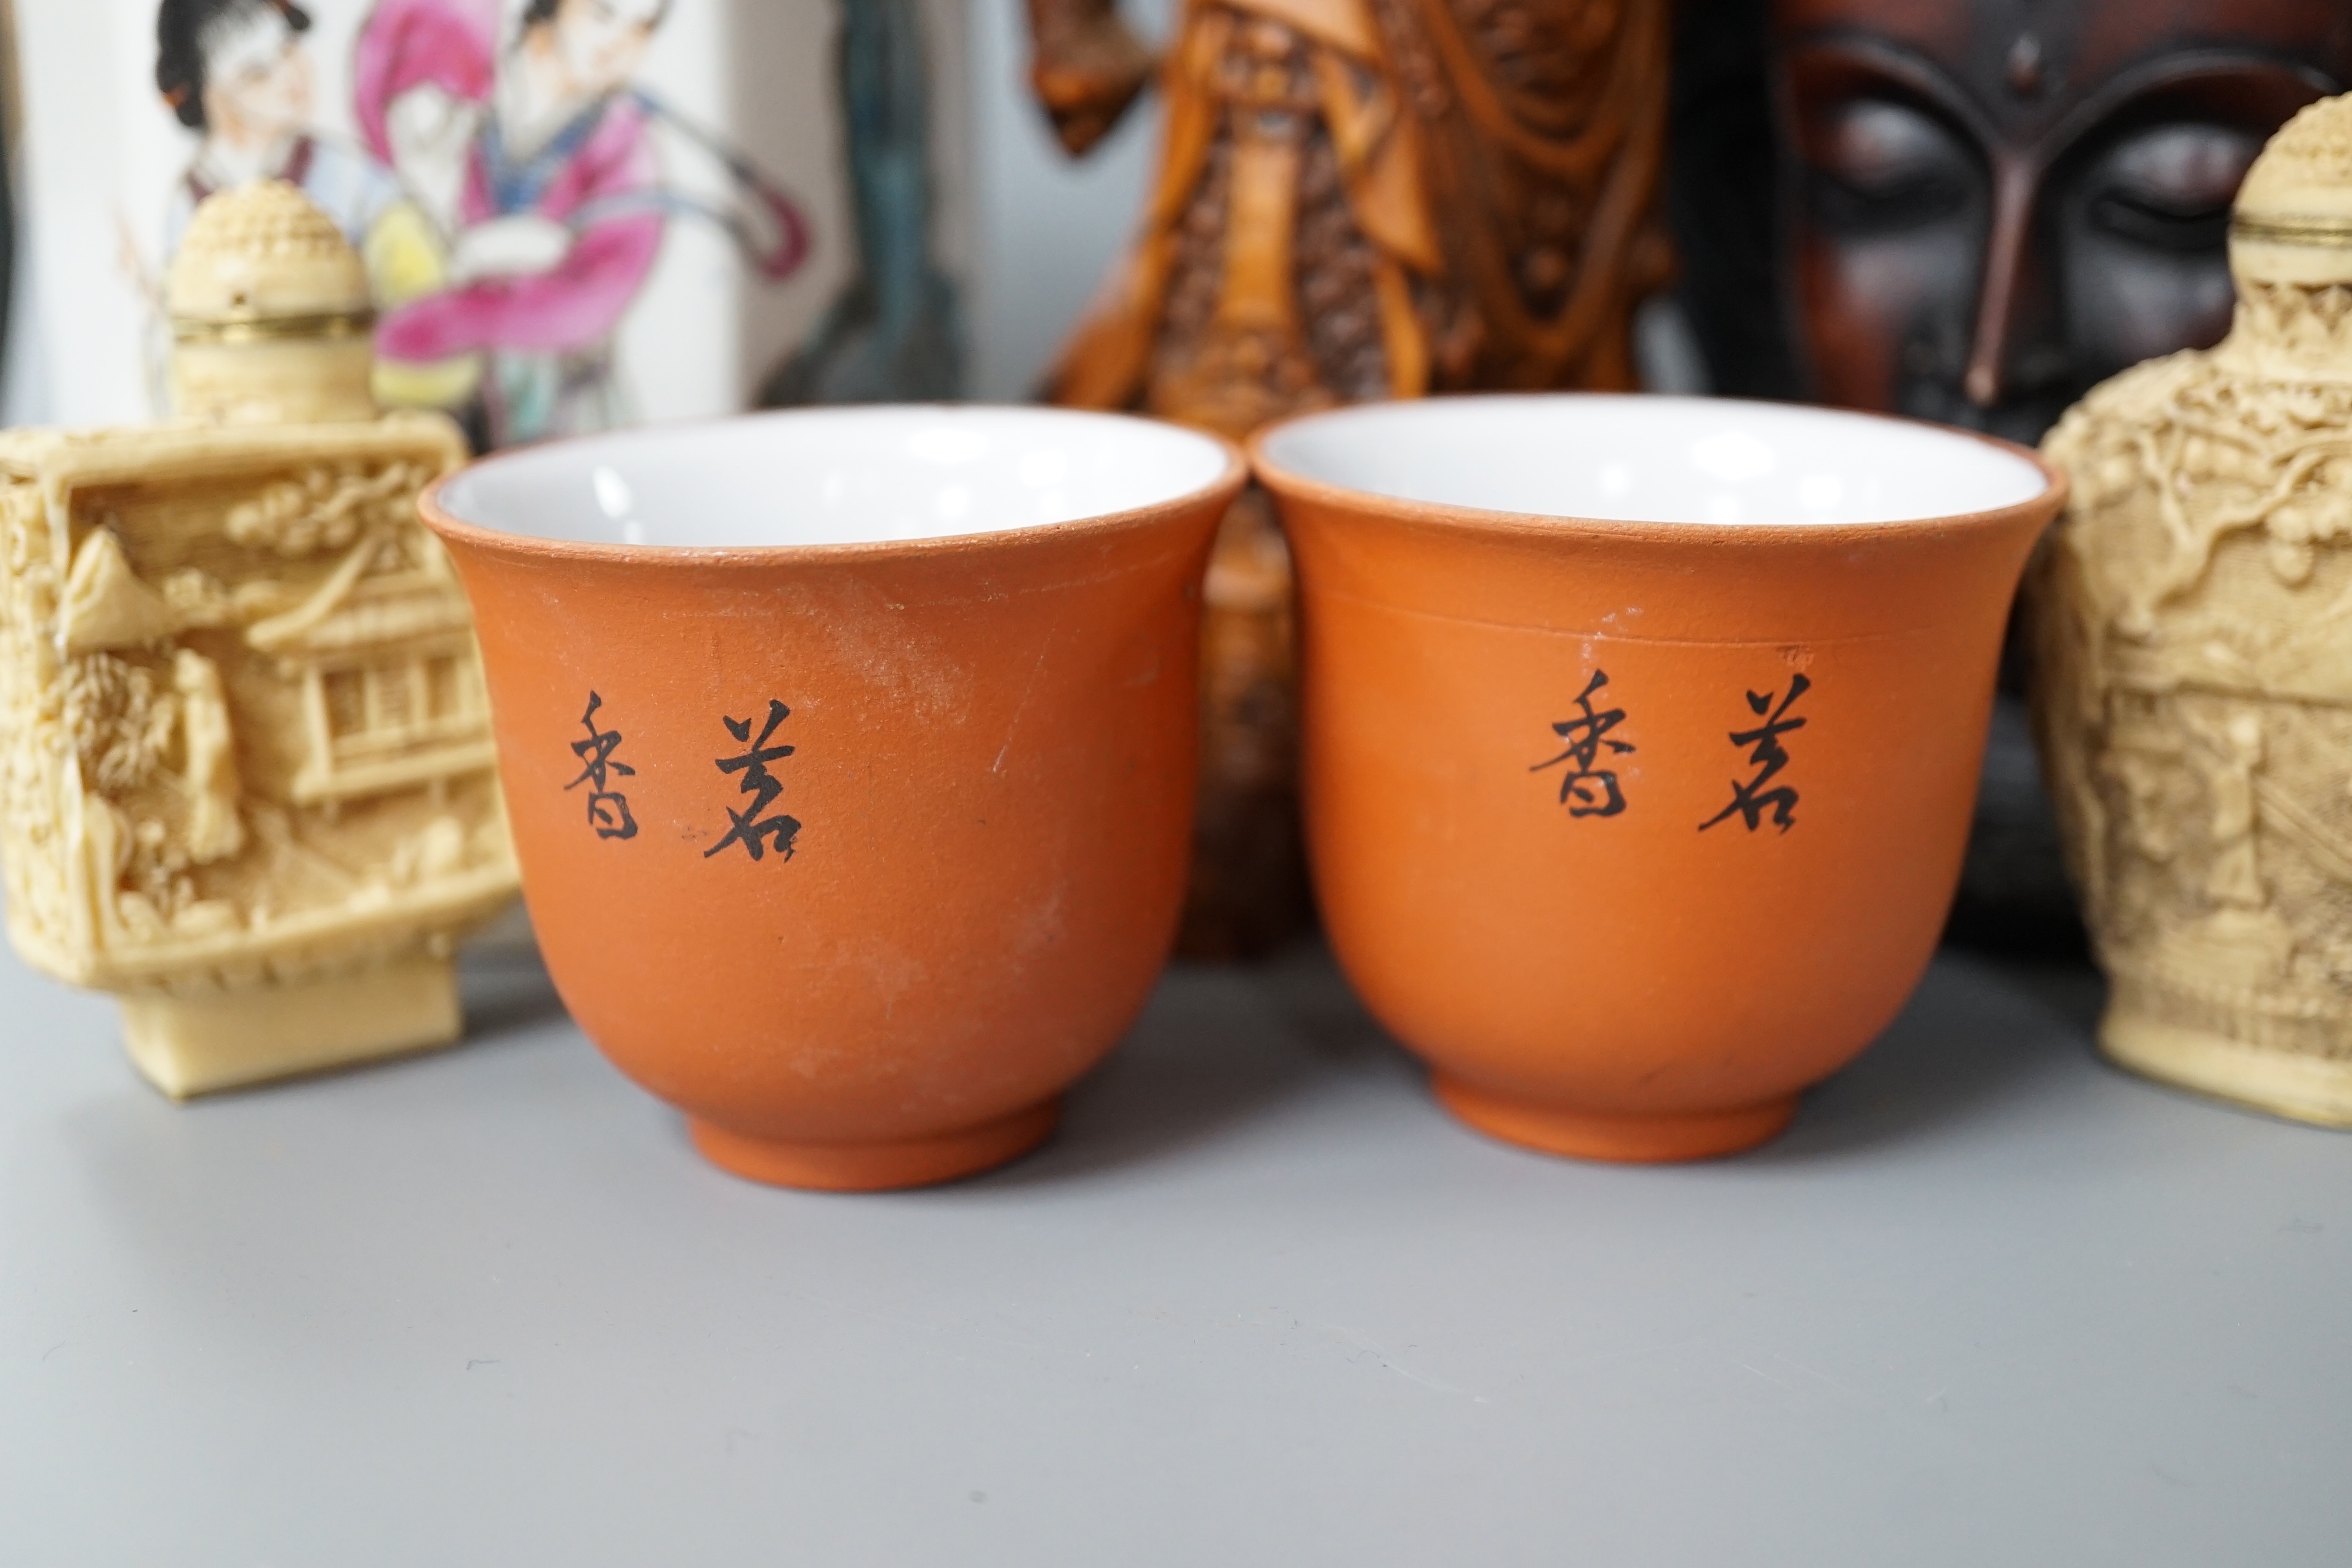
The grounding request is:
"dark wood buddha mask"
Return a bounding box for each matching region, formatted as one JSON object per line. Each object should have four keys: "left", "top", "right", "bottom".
{"left": 1773, "top": 0, "right": 2352, "bottom": 444}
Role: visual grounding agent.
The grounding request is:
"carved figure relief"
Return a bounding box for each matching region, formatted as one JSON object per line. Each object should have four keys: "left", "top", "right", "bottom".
{"left": 2031, "top": 93, "right": 2352, "bottom": 1126}
{"left": 1027, "top": 0, "right": 1673, "bottom": 955}
{"left": 0, "top": 183, "right": 517, "bottom": 1097}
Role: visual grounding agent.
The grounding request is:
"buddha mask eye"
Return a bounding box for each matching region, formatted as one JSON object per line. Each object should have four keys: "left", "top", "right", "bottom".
{"left": 1800, "top": 98, "right": 1979, "bottom": 235}
{"left": 2082, "top": 122, "right": 2262, "bottom": 254}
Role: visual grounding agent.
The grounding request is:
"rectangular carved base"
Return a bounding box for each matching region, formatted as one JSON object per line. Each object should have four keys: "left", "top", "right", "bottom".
{"left": 118, "top": 954, "right": 462, "bottom": 1099}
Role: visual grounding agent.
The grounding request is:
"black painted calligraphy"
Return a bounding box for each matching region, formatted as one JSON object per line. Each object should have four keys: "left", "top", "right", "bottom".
{"left": 706, "top": 699, "right": 802, "bottom": 863}
{"left": 565, "top": 691, "right": 638, "bottom": 840}
{"left": 1699, "top": 673, "right": 1812, "bottom": 834}
{"left": 1531, "top": 670, "right": 1635, "bottom": 817}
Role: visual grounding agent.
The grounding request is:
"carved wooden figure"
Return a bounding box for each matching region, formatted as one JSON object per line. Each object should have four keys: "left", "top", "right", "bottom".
{"left": 2031, "top": 94, "right": 2352, "bottom": 1127}
{"left": 0, "top": 182, "right": 517, "bottom": 1097}
{"left": 1028, "top": 0, "right": 1674, "bottom": 954}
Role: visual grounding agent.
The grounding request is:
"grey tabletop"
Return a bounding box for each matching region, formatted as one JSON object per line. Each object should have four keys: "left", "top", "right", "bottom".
{"left": 1, "top": 932, "right": 2345, "bottom": 1567}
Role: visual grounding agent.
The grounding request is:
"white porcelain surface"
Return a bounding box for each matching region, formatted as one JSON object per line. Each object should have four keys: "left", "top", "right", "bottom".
{"left": 437, "top": 406, "right": 1235, "bottom": 549}
{"left": 1257, "top": 394, "right": 2050, "bottom": 526}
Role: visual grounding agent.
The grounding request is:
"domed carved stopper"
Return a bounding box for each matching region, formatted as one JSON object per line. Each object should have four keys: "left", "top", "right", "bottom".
{"left": 167, "top": 181, "right": 378, "bottom": 424}
{"left": 2221, "top": 93, "right": 2352, "bottom": 382}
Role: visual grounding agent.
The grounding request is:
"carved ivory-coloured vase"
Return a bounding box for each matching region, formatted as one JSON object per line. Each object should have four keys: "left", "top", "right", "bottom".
{"left": 0, "top": 183, "right": 517, "bottom": 1097}
{"left": 2031, "top": 95, "right": 2352, "bottom": 1126}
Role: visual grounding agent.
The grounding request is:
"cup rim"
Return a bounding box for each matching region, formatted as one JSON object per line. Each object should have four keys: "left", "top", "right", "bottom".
{"left": 1246, "top": 391, "right": 2068, "bottom": 544}
{"left": 419, "top": 403, "right": 1249, "bottom": 566}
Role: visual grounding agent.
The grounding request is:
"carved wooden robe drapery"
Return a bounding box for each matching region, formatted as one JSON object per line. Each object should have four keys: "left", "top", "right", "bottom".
{"left": 1046, "top": 0, "right": 1675, "bottom": 434}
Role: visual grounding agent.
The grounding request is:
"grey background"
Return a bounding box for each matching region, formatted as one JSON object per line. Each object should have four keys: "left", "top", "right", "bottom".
{"left": 2, "top": 936, "right": 2347, "bottom": 1566}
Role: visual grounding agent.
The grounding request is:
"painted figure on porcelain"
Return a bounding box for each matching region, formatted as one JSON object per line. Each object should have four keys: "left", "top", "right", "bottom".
{"left": 357, "top": 0, "right": 805, "bottom": 443}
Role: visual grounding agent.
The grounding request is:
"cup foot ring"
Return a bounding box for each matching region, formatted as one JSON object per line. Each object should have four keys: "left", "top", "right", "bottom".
{"left": 1432, "top": 1074, "right": 1797, "bottom": 1163}
{"left": 687, "top": 1100, "right": 1061, "bottom": 1191}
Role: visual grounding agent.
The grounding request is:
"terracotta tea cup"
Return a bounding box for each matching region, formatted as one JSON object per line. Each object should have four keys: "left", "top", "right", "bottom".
{"left": 1254, "top": 394, "right": 2064, "bottom": 1162}
{"left": 423, "top": 408, "right": 1244, "bottom": 1190}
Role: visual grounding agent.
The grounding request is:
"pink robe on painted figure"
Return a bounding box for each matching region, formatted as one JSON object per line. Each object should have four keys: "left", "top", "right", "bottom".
{"left": 355, "top": 0, "right": 664, "bottom": 443}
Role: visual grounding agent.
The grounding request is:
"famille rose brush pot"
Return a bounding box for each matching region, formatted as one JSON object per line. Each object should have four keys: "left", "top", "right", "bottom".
{"left": 2030, "top": 93, "right": 2352, "bottom": 1128}
{"left": 422, "top": 407, "right": 1244, "bottom": 1190}
{"left": 1252, "top": 395, "right": 2066, "bottom": 1162}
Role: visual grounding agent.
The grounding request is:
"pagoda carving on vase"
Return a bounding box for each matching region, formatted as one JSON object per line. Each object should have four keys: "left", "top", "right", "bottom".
{"left": 0, "top": 181, "right": 517, "bottom": 1097}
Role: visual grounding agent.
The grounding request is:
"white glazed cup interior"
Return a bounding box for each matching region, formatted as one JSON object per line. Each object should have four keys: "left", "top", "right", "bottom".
{"left": 434, "top": 405, "right": 1237, "bottom": 549}
{"left": 1255, "top": 394, "right": 2050, "bottom": 526}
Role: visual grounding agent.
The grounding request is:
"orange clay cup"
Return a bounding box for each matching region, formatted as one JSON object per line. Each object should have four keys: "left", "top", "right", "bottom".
{"left": 423, "top": 408, "right": 1244, "bottom": 1190}
{"left": 1253, "top": 395, "right": 2065, "bottom": 1163}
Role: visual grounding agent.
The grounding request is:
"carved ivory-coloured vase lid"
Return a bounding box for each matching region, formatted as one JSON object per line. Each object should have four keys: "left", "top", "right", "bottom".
{"left": 167, "top": 179, "right": 381, "bottom": 427}
{"left": 2032, "top": 95, "right": 2352, "bottom": 1125}
{"left": 0, "top": 183, "right": 516, "bottom": 1097}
